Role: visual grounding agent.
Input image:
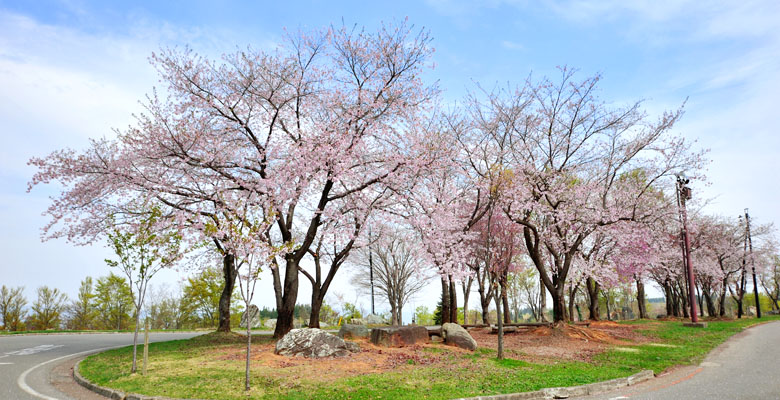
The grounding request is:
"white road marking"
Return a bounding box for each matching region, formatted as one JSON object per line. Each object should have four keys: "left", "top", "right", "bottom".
{"left": 17, "top": 345, "right": 123, "bottom": 400}
{"left": 0, "top": 362, "right": 14, "bottom": 365}
{"left": 5, "top": 345, "right": 64, "bottom": 356}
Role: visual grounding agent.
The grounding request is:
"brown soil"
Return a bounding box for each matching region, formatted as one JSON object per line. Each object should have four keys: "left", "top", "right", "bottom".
{"left": 199, "top": 323, "right": 650, "bottom": 382}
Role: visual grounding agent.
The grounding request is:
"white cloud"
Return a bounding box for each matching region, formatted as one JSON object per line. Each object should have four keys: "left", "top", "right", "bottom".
{"left": 501, "top": 40, "right": 524, "bottom": 50}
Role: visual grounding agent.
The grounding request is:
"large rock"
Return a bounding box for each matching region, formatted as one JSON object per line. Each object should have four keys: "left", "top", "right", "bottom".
{"left": 275, "top": 328, "right": 357, "bottom": 358}
{"left": 338, "top": 324, "right": 370, "bottom": 339}
{"left": 442, "top": 323, "right": 477, "bottom": 351}
{"left": 264, "top": 318, "right": 277, "bottom": 329}
{"left": 240, "top": 305, "right": 261, "bottom": 328}
{"left": 370, "top": 326, "right": 429, "bottom": 347}
{"left": 364, "top": 314, "right": 388, "bottom": 325}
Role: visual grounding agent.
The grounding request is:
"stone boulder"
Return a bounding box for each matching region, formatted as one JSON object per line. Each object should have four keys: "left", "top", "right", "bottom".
{"left": 275, "top": 328, "right": 359, "bottom": 358}
{"left": 364, "top": 314, "right": 388, "bottom": 325}
{"left": 344, "top": 341, "right": 361, "bottom": 353}
{"left": 264, "top": 318, "right": 277, "bottom": 329}
{"left": 442, "top": 323, "right": 477, "bottom": 351}
{"left": 240, "top": 305, "right": 261, "bottom": 328}
{"left": 370, "top": 326, "right": 429, "bottom": 347}
{"left": 338, "top": 324, "right": 370, "bottom": 339}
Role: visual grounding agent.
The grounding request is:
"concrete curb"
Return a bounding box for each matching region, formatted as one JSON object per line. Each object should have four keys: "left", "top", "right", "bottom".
{"left": 456, "top": 369, "right": 655, "bottom": 400}
{"left": 74, "top": 359, "right": 207, "bottom": 400}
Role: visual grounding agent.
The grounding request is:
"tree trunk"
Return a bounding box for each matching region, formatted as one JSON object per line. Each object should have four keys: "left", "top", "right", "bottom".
{"left": 440, "top": 277, "right": 451, "bottom": 324}
{"left": 605, "top": 291, "right": 612, "bottom": 321}
{"left": 664, "top": 280, "right": 674, "bottom": 317}
{"left": 586, "top": 277, "right": 600, "bottom": 321}
{"left": 449, "top": 277, "right": 458, "bottom": 324}
{"left": 539, "top": 278, "right": 547, "bottom": 322}
{"left": 481, "top": 297, "right": 491, "bottom": 325}
{"left": 719, "top": 280, "right": 728, "bottom": 317}
{"left": 501, "top": 278, "right": 510, "bottom": 324}
{"left": 390, "top": 304, "right": 399, "bottom": 326}
{"left": 568, "top": 285, "right": 576, "bottom": 322}
{"left": 551, "top": 286, "right": 567, "bottom": 323}
{"left": 494, "top": 285, "right": 504, "bottom": 359}
{"left": 308, "top": 286, "right": 323, "bottom": 329}
{"left": 636, "top": 279, "right": 647, "bottom": 319}
{"left": 696, "top": 285, "right": 704, "bottom": 317}
{"left": 131, "top": 307, "right": 140, "bottom": 373}
{"left": 273, "top": 257, "right": 299, "bottom": 339}
{"left": 462, "top": 278, "right": 472, "bottom": 325}
{"left": 245, "top": 309, "right": 252, "bottom": 391}
{"left": 704, "top": 290, "right": 716, "bottom": 317}
{"left": 218, "top": 253, "right": 237, "bottom": 333}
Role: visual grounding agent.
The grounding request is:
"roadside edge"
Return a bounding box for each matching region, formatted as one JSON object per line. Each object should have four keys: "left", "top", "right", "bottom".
{"left": 456, "top": 369, "right": 655, "bottom": 400}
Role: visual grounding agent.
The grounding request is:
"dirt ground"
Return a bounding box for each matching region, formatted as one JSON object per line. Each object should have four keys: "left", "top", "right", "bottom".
{"left": 469, "top": 321, "right": 651, "bottom": 363}
{"left": 211, "top": 322, "right": 656, "bottom": 383}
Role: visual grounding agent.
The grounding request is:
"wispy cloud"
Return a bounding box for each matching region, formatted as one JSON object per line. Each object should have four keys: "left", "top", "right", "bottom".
{"left": 501, "top": 40, "right": 523, "bottom": 50}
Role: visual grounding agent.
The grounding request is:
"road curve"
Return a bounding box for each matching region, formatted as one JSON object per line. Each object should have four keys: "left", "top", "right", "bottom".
{"left": 576, "top": 320, "right": 780, "bottom": 400}
{"left": 0, "top": 332, "right": 203, "bottom": 400}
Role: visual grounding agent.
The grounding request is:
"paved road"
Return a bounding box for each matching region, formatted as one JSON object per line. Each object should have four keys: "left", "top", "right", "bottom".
{"left": 0, "top": 332, "right": 203, "bottom": 399}
{"left": 577, "top": 321, "right": 780, "bottom": 400}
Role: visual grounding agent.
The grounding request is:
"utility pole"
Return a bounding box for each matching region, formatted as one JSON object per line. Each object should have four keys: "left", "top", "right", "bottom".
{"left": 368, "top": 228, "right": 375, "bottom": 315}
{"left": 745, "top": 209, "right": 761, "bottom": 318}
{"left": 676, "top": 173, "right": 699, "bottom": 323}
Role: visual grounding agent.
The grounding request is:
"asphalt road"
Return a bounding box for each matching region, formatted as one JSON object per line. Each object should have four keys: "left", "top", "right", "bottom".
{"left": 0, "top": 331, "right": 203, "bottom": 400}
{"left": 577, "top": 320, "right": 780, "bottom": 400}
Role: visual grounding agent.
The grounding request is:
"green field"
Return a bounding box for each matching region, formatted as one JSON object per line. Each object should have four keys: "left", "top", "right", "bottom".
{"left": 79, "top": 317, "right": 779, "bottom": 400}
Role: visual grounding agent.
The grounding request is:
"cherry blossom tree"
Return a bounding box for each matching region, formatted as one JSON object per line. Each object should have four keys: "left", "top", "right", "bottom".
{"left": 30, "top": 21, "right": 438, "bottom": 339}
{"left": 471, "top": 68, "right": 706, "bottom": 323}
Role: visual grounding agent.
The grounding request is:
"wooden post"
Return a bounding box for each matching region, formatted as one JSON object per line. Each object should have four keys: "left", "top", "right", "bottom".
{"left": 142, "top": 318, "right": 150, "bottom": 375}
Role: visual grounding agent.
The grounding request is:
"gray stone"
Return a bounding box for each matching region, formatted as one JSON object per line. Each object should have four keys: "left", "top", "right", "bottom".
{"left": 263, "top": 318, "right": 277, "bottom": 329}
{"left": 442, "top": 322, "right": 477, "bottom": 351}
{"left": 370, "top": 326, "right": 429, "bottom": 347}
{"left": 344, "top": 341, "right": 361, "bottom": 353}
{"left": 431, "top": 334, "right": 443, "bottom": 343}
{"left": 239, "top": 305, "right": 261, "bottom": 328}
{"left": 364, "top": 314, "right": 388, "bottom": 325}
{"left": 275, "top": 328, "right": 352, "bottom": 358}
{"left": 338, "top": 323, "right": 370, "bottom": 339}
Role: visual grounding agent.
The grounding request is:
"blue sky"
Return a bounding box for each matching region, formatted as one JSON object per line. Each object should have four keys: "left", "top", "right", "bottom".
{"left": 1, "top": 0, "right": 778, "bottom": 318}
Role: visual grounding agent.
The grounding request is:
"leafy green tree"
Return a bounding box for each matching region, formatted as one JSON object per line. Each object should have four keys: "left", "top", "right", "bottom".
{"left": 433, "top": 301, "right": 442, "bottom": 326}
{"left": 341, "top": 303, "right": 362, "bottom": 320}
{"left": 181, "top": 267, "right": 238, "bottom": 327}
{"left": 105, "top": 209, "right": 182, "bottom": 373}
{"left": 67, "top": 277, "right": 96, "bottom": 330}
{"left": 0, "top": 285, "right": 27, "bottom": 331}
{"left": 94, "top": 273, "right": 134, "bottom": 330}
{"left": 414, "top": 305, "right": 434, "bottom": 325}
{"left": 27, "top": 286, "right": 68, "bottom": 330}
{"left": 147, "top": 285, "right": 190, "bottom": 329}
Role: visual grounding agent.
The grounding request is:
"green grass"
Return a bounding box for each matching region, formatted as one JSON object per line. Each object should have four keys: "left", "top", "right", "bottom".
{"left": 595, "top": 317, "right": 780, "bottom": 373}
{"left": 79, "top": 317, "right": 780, "bottom": 400}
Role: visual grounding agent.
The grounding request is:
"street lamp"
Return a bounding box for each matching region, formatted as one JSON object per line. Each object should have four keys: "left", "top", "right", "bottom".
{"left": 676, "top": 172, "right": 699, "bottom": 323}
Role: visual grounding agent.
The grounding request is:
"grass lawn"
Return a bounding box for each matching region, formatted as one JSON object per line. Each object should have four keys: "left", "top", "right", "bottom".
{"left": 79, "top": 316, "right": 779, "bottom": 400}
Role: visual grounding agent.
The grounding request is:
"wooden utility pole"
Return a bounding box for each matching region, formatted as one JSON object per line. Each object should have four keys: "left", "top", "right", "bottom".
{"left": 676, "top": 174, "right": 699, "bottom": 323}
{"left": 745, "top": 209, "right": 761, "bottom": 318}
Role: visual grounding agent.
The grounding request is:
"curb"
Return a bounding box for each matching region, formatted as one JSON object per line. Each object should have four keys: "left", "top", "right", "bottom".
{"left": 456, "top": 369, "right": 655, "bottom": 400}
{"left": 74, "top": 359, "right": 207, "bottom": 400}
